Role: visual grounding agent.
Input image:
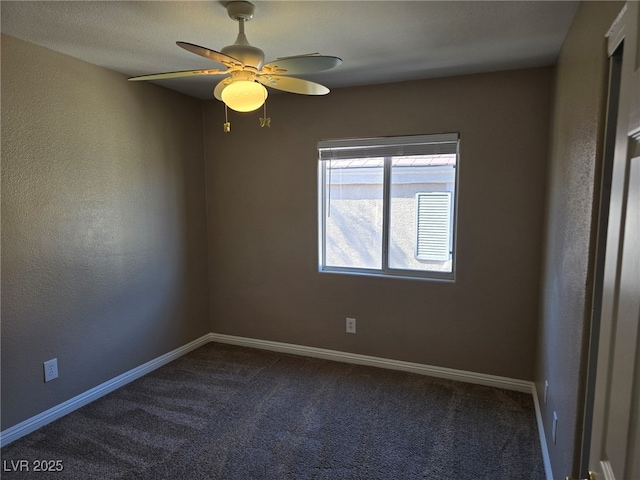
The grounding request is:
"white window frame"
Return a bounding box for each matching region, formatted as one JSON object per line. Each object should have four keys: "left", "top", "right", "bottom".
{"left": 318, "top": 133, "right": 459, "bottom": 281}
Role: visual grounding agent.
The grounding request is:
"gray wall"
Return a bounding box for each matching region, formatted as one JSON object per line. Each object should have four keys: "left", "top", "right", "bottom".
{"left": 1, "top": 35, "right": 210, "bottom": 430}
{"left": 535, "top": 1, "right": 624, "bottom": 478}
{"left": 4, "top": 11, "right": 614, "bottom": 462}
{"left": 204, "top": 67, "right": 553, "bottom": 381}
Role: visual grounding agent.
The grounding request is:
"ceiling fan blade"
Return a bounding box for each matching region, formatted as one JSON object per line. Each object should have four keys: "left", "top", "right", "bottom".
{"left": 261, "top": 55, "right": 342, "bottom": 75}
{"left": 257, "top": 75, "right": 329, "bottom": 95}
{"left": 213, "top": 78, "right": 232, "bottom": 101}
{"left": 128, "top": 69, "right": 227, "bottom": 81}
{"left": 177, "top": 41, "right": 244, "bottom": 68}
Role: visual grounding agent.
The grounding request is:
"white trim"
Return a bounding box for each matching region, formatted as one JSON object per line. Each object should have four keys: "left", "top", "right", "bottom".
{"left": 2, "top": 329, "right": 551, "bottom": 474}
{"left": 209, "top": 333, "right": 533, "bottom": 393}
{"left": 0, "top": 333, "right": 213, "bottom": 447}
{"left": 212, "top": 334, "right": 554, "bottom": 477}
{"left": 531, "top": 383, "right": 554, "bottom": 480}
{"left": 601, "top": 460, "right": 616, "bottom": 480}
{"left": 606, "top": 3, "right": 627, "bottom": 55}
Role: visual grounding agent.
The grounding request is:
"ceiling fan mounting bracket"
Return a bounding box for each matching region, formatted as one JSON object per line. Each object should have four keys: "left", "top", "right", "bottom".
{"left": 226, "top": 1, "right": 255, "bottom": 22}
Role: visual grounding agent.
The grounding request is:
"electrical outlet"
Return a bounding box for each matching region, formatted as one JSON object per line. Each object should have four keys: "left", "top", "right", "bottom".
{"left": 346, "top": 317, "right": 356, "bottom": 334}
{"left": 552, "top": 411, "right": 558, "bottom": 444}
{"left": 44, "top": 358, "right": 58, "bottom": 382}
{"left": 544, "top": 380, "right": 549, "bottom": 404}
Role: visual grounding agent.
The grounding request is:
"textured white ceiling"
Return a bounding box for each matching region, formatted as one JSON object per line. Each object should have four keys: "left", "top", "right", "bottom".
{"left": 1, "top": 1, "right": 579, "bottom": 99}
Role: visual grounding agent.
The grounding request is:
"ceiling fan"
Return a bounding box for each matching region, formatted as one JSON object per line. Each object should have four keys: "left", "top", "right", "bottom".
{"left": 128, "top": 1, "right": 342, "bottom": 116}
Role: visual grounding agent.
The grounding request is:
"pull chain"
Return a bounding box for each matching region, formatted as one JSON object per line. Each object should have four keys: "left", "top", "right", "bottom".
{"left": 259, "top": 98, "right": 271, "bottom": 128}
{"left": 223, "top": 104, "right": 231, "bottom": 133}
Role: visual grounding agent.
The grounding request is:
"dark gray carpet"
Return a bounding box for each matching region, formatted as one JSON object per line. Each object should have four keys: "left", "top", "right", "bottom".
{"left": 1, "top": 343, "right": 544, "bottom": 479}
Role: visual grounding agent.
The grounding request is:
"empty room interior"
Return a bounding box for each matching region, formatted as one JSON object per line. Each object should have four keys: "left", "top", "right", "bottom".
{"left": 2, "top": 1, "right": 639, "bottom": 479}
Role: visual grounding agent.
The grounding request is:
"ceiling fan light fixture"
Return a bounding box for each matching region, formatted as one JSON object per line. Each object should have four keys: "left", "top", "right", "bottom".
{"left": 127, "top": 0, "right": 342, "bottom": 126}
{"left": 221, "top": 80, "right": 267, "bottom": 112}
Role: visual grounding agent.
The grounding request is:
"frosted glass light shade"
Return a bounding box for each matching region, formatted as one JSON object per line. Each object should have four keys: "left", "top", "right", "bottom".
{"left": 221, "top": 81, "right": 267, "bottom": 112}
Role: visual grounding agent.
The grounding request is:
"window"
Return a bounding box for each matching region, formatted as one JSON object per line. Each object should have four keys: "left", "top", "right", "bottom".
{"left": 318, "top": 133, "right": 459, "bottom": 280}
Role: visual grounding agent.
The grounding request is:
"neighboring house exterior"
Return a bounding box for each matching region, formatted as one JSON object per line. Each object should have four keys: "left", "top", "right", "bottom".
{"left": 324, "top": 154, "right": 456, "bottom": 273}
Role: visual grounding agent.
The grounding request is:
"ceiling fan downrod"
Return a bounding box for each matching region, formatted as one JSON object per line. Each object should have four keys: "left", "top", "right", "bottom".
{"left": 221, "top": 1, "right": 264, "bottom": 70}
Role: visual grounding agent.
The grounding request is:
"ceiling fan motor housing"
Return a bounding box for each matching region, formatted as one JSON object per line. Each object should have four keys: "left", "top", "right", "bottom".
{"left": 222, "top": 1, "right": 264, "bottom": 69}
{"left": 128, "top": 0, "right": 341, "bottom": 107}
{"left": 221, "top": 40, "right": 265, "bottom": 70}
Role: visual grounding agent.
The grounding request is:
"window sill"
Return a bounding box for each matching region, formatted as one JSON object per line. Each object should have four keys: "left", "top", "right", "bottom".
{"left": 318, "top": 267, "right": 455, "bottom": 283}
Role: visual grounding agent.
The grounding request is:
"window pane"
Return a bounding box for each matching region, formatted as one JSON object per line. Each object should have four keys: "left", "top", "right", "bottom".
{"left": 324, "top": 158, "right": 384, "bottom": 269}
{"left": 389, "top": 155, "right": 456, "bottom": 272}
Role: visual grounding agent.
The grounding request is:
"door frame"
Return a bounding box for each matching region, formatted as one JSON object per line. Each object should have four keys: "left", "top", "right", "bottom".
{"left": 580, "top": 2, "right": 640, "bottom": 479}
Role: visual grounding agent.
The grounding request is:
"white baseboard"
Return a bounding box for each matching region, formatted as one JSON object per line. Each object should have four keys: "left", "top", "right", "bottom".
{"left": 531, "top": 383, "right": 554, "bottom": 480}
{"left": 601, "top": 460, "right": 616, "bottom": 480}
{"left": 209, "top": 333, "right": 534, "bottom": 393}
{"left": 211, "top": 333, "right": 552, "bottom": 479}
{"left": 2, "top": 329, "right": 551, "bottom": 478}
{"left": 0, "top": 333, "right": 212, "bottom": 447}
